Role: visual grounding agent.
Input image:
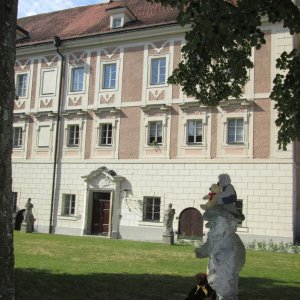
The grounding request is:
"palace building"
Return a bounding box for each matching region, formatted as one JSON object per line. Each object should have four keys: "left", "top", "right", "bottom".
{"left": 13, "top": 0, "right": 300, "bottom": 243}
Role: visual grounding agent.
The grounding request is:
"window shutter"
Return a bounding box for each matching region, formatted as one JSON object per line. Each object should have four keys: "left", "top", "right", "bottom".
{"left": 41, "top": 70, "right": 56, "bottom": 95}
{"left": 38, "top": 125, "right": 50, "bottom": 147}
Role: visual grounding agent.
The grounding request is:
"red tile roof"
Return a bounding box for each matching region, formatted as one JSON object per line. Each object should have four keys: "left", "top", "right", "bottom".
{"left": 17, "top": 0, "right": 178, "bottom": 47}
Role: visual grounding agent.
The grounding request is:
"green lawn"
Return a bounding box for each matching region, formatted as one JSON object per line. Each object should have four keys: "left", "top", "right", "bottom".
{"left": 14, "top": 231, "right": 300, "bottom": 300}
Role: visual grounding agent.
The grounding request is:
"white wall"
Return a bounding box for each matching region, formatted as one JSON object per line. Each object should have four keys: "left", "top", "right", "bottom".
{"left": 12, "top": 160, "right": 294, "bottom": 243}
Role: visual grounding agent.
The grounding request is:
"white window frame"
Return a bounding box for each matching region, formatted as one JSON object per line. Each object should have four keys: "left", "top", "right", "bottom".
{"left": 40, "top": 68, "right": 57, "bottom": 96}
{"left": 63, "top": 118, "right": 85, "bottom": 158}
{"left": 13, "top": 126, "right": 23, "bottom": 148}
{"left": 69, "top": 65, "right": 85, "bottom": 93}
{"left": 220, "top": 109, "right": 250, "bottom": 148}
{"left": 102, "top": 63, "right": 117, "bottom": 90}
{"left": 112, "top": 17, "right": 122, "bottom": 28}
{"left": 187, "top": 119, "right": 203, "bottom": 144}
{"left": 110, "top": 13, "right": 124, "bottom": 29}
{"left": 15, "top": 72, "right": 29, "bottom": 98}
{"left": 100, "top": 60, "right": 119, "bottom": 92}
{"left": 143, "top": 196, "right": 161, "bottom": 222}
{"left": 148, "top": 121, "right": 163, "bottom": 145}
{"left": 177, "top": 108, "right": 210, "bottom": 158}
{"left": 98, "top": 123, "right": 113, "bottom": 146}
{"left": 226, "top": 118, "right": 244, "bottom": 144}
{"left": 148, "top": 55, "right": 169, "bottom": 87}
{"left": 140, "top": 109, "right": 170, "bottom": 158}
{"left": 93, "top": 113, "right": 119, "bottom": 159}
{"left": 217, "top": 104, "right": 253, "bottom": 158}
{"left": 236, "top": 199, "right": 245, "bottom": 228}
{"left": 67, "top": 124, "right": 80, "bottom": 147}
{"left": 36, "top": 124, "right": 52, "bottom": 148}
{"left": 62, "top": 194, "right": 76, "bottom": 216}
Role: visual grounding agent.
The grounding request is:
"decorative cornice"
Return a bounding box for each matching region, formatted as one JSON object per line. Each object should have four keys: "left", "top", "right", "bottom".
{"left": 13, "top": 113, "right": 30, "bottom": 119}
{"left": 92, "top": 107, "right": 120, "bottom": 114}
{"left": 33, "top": 111, "right": 57, "bottom": 118}
{"left": 178, "top": 101, "right": 205, "bottom": 110}
{"left": 219, "top": 98, "right": 253, "bottom": 107}
{"left": 16, "top": 23, "right": 186, "bottom": 57}
{"left": 141, "top": 104, "right": 171, "bottom": 112}
{"left": 61, "top": 109, "right": 87, "bottom": 116}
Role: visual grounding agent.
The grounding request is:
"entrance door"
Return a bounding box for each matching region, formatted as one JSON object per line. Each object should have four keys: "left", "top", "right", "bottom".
{"left": 178, "top": 208, "right": 203, "bottom": 238}
{"left": 91, "top": 192, "right": 111, "bottom": 236}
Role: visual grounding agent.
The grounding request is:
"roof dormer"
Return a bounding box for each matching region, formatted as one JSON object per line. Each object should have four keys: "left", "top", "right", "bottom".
{"left": 16, "top": 25, "right": 30, "bottom": 42}
{"left": 106, "top": 5, "right": 137, "bottom": 29}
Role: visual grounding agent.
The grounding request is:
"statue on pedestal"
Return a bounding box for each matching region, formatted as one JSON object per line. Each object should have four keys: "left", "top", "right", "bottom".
{"left": 195, "top": 206, "right": 245, "bottom": 300}
{"left": 163, "top": 203, "right": 175, "bottom": 235}
{"left": 21, "top": 198, "right": 34, "bottom": 233}
{"left": 23, "top": 198, "right": 33, "bottom": 224}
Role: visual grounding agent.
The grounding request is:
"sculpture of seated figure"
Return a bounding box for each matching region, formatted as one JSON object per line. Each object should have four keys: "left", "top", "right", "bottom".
{"left": 202, "top": 174, "right": 244, "bottom": 222}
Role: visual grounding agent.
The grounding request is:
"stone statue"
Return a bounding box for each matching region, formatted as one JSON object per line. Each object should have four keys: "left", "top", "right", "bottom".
{"left": 195, "top": 206, "right": 245, "bottom": 300}
{"left": 23, "top": 198, "right": 33, "bottom": 224}
{"left": 163, "top": 203, "right": 175, "bottom": 235}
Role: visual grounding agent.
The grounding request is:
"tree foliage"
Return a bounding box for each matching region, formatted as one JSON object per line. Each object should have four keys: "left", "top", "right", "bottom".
{"left": 147, "top": 0, "right": 300, "bottom": 150}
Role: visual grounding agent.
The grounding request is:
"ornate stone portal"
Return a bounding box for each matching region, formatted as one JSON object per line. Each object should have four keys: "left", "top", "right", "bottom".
{"left": 195, "top": 206, "right": 246, "bottom": 300}
{"left": 82, "top": 166, "right": 125, "bottom": 238}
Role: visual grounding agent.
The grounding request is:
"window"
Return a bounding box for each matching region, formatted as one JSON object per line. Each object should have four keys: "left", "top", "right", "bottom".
{"left": 187, "top": 120, "right": 203, "bottom": 144}
{"left": 227, "top": 118, "right": 244, "bottom": 144}
{"left": 12, "top": 192, "right": 18, "bottom": 213}
{"left": 236, "top": 199, "right": 244, "bottom": 226}
{"left": 148, "top": 121, "right": 162, "bottom": 145}
{"left": 112, "top": 17, "right": 122, "bottom": 28}
{"left": 62, "top": 194, "right": 76, "bottom": 216}
{"left": 150, "top": 57, "right": 166, "bottom": 85}
{"left": 37, "top": 125, "right": 50, "bottom": 147}
{"left": 16, "top": 73, "right": 28, "bottom": 97}
{"left": 67, "top": 125, "right": 80, "bottom": 147}
{"left": 102, "top": 63, "right": 117, "bottom": 89}
{"left": 99, "top": 123, "right": 112, "bottom": 146}
{"left": 143, "top": 197, "right": 161, "bottom": 221}
{"left": 70, "top": 67, "right": 84, "bottom": 92}
{"left": 41, "top": 69, "right": 56, "bottom": 95}
{"left": 13, "top": 127, "right": 23, "bottom": 148}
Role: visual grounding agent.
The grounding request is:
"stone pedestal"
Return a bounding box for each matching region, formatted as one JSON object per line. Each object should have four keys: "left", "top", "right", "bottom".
{"left": 111, "top": 231, "right": 120, "bottom": 239}
{"left": 163, "top": 234, "right": 174, "bottom": 245}
{"left": 21, "top": 223, "right": 33, "bottom": 233}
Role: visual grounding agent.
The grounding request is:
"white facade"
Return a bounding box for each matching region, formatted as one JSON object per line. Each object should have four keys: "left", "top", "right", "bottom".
{"left": 13, "top": 159, "right": 295, "bottom": 243}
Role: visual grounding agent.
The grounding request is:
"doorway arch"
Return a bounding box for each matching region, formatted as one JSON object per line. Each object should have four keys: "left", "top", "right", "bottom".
{"left": 178, "top": 207, "right": 203, "bottom": 239}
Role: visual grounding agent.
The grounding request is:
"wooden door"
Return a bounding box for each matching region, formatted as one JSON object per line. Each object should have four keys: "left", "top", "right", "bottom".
{"left": 91, "top": 192, "right": 110, "bottom": 235}
{"left": 178, "top": 208, "right": 203, "bottom": 238}
{"left": 99, "top": 200, "right": 110, "bottom": 236}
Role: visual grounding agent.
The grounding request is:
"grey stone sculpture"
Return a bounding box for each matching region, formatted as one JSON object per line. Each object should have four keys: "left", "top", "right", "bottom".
{"left": 163, "top": 203, "right": 175, "bottom": 235}
{"left": 21, "top": 198, "right": 34, "bottom": 233}
{"left": 23, "top": 198, "right": 33, "bottom": 224}
{"left": 195, "top": 206, "right": 245, "bottom": 300}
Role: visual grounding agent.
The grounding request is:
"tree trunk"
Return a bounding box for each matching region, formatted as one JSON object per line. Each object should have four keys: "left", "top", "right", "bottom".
{"left": 0, "top": 1, "right": 18, "bottom": 299}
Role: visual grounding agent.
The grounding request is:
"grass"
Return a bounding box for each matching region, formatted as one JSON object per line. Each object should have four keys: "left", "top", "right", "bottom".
{"left": 14, "top": 231, "right": 300, "bottom": 300}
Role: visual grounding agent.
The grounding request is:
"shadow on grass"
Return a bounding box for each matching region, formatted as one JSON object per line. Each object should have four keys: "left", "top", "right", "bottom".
{"left": 16, "top": 268, "right": 300, "bottom": 300}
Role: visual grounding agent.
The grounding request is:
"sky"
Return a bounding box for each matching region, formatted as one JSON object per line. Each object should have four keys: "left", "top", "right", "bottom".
{"left": 18, "top": 0, "right": 106, "bottom": 18}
